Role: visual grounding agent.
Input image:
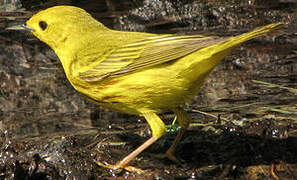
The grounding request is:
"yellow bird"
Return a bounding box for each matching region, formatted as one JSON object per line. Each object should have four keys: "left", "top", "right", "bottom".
{"left": 7, "top": 6, "right": 284, "bottom": 172}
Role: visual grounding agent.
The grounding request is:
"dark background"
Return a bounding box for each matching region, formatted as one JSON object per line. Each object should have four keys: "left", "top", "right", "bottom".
{"left": 0, "top": 0, "right": 297, "bottom": 179}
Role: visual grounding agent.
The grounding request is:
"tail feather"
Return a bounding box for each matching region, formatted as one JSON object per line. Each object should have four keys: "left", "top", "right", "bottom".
{"left": 181, "top": 22, "right": 286, "bottom": 84}
{"left": 201, "top": 22, "right": 286, "bottom": 69}
{"left": 221, "top": 23, "right": 285, "bottom": 51}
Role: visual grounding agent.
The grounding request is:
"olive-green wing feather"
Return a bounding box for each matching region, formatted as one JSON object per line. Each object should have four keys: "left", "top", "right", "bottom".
{"left": 79, "top": 34, "right": 229, "bottom": 82}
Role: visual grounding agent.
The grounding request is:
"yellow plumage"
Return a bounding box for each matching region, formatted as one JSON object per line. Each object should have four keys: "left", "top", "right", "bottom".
{"left": 8, "top": 5, "right": 285, "bottom": 172}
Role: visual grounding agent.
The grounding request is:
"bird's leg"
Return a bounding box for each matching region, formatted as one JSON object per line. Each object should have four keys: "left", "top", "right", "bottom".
{"left": 96, "top": 112, "right": 166, "bottom": 173}
{"left": 165, "top": 108, "right": 191, "bottom": 163}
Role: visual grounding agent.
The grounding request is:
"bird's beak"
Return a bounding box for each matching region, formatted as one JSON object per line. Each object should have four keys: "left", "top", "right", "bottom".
{"left": 6, "top": 24, "right": 34, "bottom": 32}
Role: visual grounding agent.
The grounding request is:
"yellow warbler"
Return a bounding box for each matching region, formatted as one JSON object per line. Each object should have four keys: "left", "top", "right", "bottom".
{"left": 7, "top": 6, "right": 285, "bottom": 172}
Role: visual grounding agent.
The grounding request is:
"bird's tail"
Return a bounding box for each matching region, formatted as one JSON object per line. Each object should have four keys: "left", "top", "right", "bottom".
{"left": 180, "top": 22, "right": 286, "bottom": 93}
{"left": 187, "top": 22, "right": 286, "bottom": 74}
{"left": 222, "top": 22, "right": 285, "bottom": 50}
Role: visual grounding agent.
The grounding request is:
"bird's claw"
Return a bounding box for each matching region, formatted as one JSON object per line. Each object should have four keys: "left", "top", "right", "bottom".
{"left": 150, "top": 150, "right": 182, "bottom": 164}
{"left": 95, "top": 160, "right": 144, "bottom": 173}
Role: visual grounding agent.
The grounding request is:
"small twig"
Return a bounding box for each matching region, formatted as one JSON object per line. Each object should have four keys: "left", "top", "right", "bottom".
{"left": 191, "top": 109, "right": 228, "bottom": 122}
{"left": 191, "top": 109, "right": 219, "bottom": 119}
{"left": 270, "top": 163, "right": 279, "bottom": 180}
{"left": 252, "top": 80, "right": 297, "bottom": 95}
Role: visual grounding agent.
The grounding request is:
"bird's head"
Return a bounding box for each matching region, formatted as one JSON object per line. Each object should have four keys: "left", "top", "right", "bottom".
{"left": 7, "top": 6, "right": 108, "bottom": 49}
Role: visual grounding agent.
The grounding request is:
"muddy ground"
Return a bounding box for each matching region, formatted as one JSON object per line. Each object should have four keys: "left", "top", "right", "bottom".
{"left": 0, "top": 0, "right": 297, "bottom": 179}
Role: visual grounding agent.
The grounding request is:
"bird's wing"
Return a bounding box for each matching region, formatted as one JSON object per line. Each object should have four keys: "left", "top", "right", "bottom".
{"left": 78, "top": 34, "right": 229, "bottom": 82}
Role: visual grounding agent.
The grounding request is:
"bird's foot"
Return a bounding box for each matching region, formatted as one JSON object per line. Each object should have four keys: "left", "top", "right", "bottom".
{"left": 151, "top": 150, "right": 181, "bottom": 164}
{"left": 95, "top": 160, "right": 144, "bottom": 173}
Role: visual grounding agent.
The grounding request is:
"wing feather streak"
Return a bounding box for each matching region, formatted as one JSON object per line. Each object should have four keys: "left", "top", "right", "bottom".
{"left": 79, "top": 34, "right": 229, "bottom": 82}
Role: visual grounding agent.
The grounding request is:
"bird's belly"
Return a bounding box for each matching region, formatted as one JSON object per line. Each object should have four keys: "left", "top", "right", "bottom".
{"left": 83, "top": 68, "right": 207, "bottom": 114}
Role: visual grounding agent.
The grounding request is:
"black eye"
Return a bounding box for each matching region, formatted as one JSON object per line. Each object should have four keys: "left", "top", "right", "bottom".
{"left": 39, "top": 21, "right": 47, "bottom": 30}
